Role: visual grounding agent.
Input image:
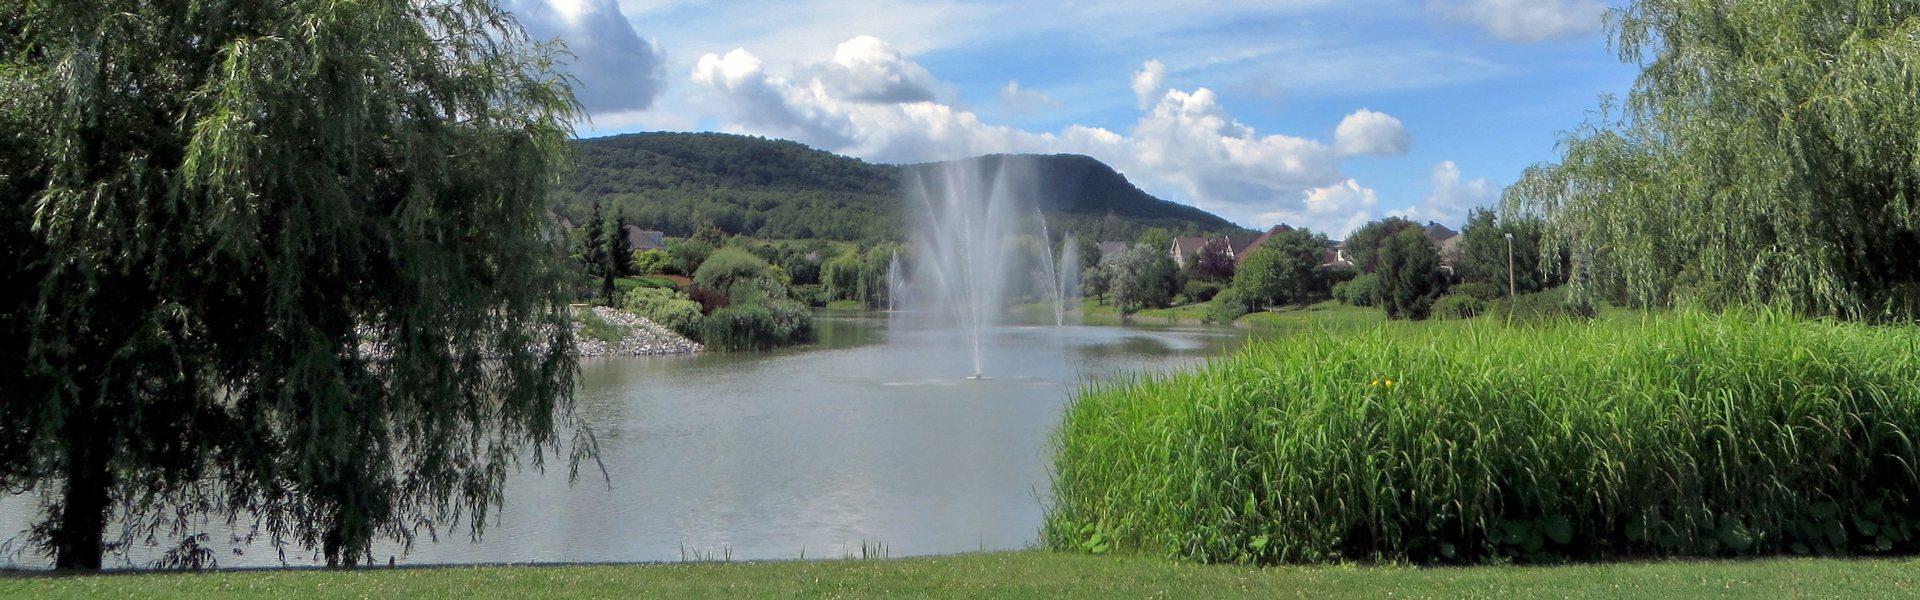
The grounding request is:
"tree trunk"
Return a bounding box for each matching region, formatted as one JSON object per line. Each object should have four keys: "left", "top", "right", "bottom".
{"left": 52, "top": 408, "right": 113, "bottom": 571}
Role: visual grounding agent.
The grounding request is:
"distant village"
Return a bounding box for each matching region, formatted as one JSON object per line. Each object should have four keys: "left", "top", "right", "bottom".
{"left": 1140, "top": 222, "right": 1462, "bottom": 273}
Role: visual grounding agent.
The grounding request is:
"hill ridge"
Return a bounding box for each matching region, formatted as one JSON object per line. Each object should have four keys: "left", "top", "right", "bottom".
{"left": 561, "top": 132, "right": 1249, "bottom": 242}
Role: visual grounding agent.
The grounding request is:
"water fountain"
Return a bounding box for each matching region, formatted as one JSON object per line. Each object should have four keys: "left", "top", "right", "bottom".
{"left": 897, "top": 156, "right": 1078, "bottom": 379}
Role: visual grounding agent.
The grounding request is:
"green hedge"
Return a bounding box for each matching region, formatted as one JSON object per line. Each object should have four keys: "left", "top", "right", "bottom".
{"left": 1046, "top": 310, "right": 1920, "bottom": 564}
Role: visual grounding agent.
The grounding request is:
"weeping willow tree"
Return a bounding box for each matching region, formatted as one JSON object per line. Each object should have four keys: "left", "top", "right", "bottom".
{"left": 0, "top": 1, "right": 590, "bottom": 570}
{"left": 1507, "top": 1, "right": 1920, "bottom": 319}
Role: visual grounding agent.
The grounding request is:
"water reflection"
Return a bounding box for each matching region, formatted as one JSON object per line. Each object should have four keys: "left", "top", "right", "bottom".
{"left": 0, "top": 315, "right": 1244, "bottom": 568}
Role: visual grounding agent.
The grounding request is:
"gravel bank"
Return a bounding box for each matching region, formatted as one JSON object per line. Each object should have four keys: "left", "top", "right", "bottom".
{"left": 574, "top": 306, "right": 703, "bottom": 357}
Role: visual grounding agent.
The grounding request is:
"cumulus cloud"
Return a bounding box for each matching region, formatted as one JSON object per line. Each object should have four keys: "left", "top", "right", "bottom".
{"left": 1258, "top": 179, "right": 1378, "bottom": 238}
{"left": 1131, "top": 59, "right": 1166, "bottom": 109}
{"left": 802, "top": 36, "right": 946, "bottom": 104}
{"left": 510, "top": 0, "right": 667, "bottom": 113}
{"left": 1428, "top": 0, "right": 1607, "bottom": 42}
{"left": 1389, "top": 161, "right": 1497, "bottom": 226}
{"left": 689, "top": 36, "right": 1411, "bottom": 232}
{"left": 1333, "top": 108, "right": 1411, "bottom": 157}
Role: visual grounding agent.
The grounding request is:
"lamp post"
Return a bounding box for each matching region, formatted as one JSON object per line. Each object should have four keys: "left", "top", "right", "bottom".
{"left": 1504, "top": 232, "right": 1516, "bottom": 298}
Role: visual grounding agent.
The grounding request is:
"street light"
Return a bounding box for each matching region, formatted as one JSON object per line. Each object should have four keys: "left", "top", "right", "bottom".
{"left": 1504, "top": 232, "right": 1516, "bottom": 298}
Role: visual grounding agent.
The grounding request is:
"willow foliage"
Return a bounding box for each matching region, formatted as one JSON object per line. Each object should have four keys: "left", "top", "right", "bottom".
{"left": 1, "top": 1, "right": 587, "bottom": 569}
{"left": 1508, "top": 1, "right": 1920, "bottom": 319}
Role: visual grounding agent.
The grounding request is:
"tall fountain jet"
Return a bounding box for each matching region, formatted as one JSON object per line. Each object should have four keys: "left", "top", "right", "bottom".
{"left": 899, "top": 156, "right": 1074, "bottom": 379}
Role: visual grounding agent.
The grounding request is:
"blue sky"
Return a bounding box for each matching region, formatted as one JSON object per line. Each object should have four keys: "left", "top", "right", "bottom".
{"left": 508, "top": 0, "right": 1638, "bottom": 236}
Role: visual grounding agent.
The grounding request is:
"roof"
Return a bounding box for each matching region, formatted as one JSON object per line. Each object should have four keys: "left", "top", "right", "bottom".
{"left": 1097, "top": 241, "right": 1130, "bottom": 261}
{"left": 1226, "top": 233, "right": 1262, "bottom": 255}
{"left": 1171, "top": 237, "right": 1209, "bottom": 256}
{"left": 1235, "top": 224, "right": 1296, "bottom": 262}
{"left": 622, "top": 225, "right": 667, "bottom": 251}
{"left": 1424, "top": 223, "right": 1459, "bottom": 243}
{"left": 1320, "top": 249, "right": 1351, "bottom": 269}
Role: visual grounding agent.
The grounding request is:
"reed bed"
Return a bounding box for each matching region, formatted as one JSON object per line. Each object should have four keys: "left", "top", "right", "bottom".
{"left": 1045, "top": 310, "right": 1920, "bottom": 564}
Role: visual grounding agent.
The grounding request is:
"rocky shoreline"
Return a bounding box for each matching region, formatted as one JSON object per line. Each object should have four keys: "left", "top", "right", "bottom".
{"left": 573, "top": 306, "right": 704, "bottom": 357}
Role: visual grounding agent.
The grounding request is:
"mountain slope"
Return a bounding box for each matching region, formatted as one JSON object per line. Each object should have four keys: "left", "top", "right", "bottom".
{"left": 559, "top": 132, "right": 1250, "bottom": 242}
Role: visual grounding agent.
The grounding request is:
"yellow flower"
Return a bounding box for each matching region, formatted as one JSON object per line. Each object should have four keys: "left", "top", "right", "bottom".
{"left": 1385, "top": 379, "right": 1395, "bottom": 387}
{"left": 1370, "top": 380, "right": 1381, "bottom": 386}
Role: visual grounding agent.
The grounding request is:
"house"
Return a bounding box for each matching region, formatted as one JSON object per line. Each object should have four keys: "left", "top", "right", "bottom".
{"left": 1231, "top": 224, "right": 1296, "bottom": 264}
{"left": 1424, "top": 222, "right": 1463, "bottom": 274}
{"left": 1096, "top": 241, "right": 1130, "bottom": 264}
{"left": 622, "top": 225, "right": 667, "bottom": 252}
{"left": 1168, "top": 237, "right": 1210, "bottom": 267}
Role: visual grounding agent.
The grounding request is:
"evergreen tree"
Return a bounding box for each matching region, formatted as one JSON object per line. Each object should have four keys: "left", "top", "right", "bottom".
{"left": 1455, "top": 208, "right": 1553, "bottom": 296}
{"left": 0, "top": 0, "right": 586, "bottom": 569}
{"left": 1378, "top": 228, "right": 1445, "bottom": 320}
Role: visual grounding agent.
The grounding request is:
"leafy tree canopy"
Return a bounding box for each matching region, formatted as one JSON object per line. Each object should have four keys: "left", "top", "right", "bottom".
{"left": 1509, "top": 0, "right": 1920, "bottom": 319}
{"left": 1, "top": 0, "right": 586, "bottom": 570}
{"left": 1343, "top": 218, "right": 1419, "bottom": 274}
{"left": 1233, "top": 229, "right": 1328, "bottom": 309}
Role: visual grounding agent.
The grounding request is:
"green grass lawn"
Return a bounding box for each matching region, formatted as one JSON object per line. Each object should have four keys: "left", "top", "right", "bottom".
{"left": 5, "top": 551, "right": 1917, "bottom": 599}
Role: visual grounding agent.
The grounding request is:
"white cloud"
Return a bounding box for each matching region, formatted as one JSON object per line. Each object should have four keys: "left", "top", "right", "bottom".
{"left": 688, "top": 36, "right": 1412, "bottom": 233}
{"left": 1333, "top": 108, "right": 1411, "bottom": 157}
{"left": 997, "top": 81, "right": 1059, "bottom": 117}
{"left": 1131, "top": 59, "right": 1166, "bottom": 109}
{"left": 802, "top": 36, "right": 946, "bottom": 104}
{"left": 1389, "top": 161, "right": 1497, "bottom": 227}
{"left": 510, "top": 0, "right": 667, "bottom": 113}
{"left": 1258, "top": 179, "right": 1378, "bottom": 238}
{"left": 1428, "top": 0, "right": 1607, "bottom": 43}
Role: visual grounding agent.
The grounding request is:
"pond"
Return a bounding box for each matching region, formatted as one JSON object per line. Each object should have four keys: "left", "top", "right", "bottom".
{"left": 0, "top": 314, "right": 1247, "bottom": 568}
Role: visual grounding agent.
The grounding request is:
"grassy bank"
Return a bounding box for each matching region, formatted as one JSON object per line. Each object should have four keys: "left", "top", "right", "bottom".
{"left": 1047, "top": 310, "right": 1920, "bottom": 564}
{"left": 6, "top": 551, "right": 1919, "bottom": 599}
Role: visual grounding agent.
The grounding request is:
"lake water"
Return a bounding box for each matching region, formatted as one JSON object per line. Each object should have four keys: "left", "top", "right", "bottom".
{"left": 0, "top": 314, "right": 1246, "bottom": 569}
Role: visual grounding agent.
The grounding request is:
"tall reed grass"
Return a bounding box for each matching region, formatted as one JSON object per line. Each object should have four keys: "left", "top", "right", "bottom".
{"left": 1045, "top": 310, "right": 1920, "bottom": 564}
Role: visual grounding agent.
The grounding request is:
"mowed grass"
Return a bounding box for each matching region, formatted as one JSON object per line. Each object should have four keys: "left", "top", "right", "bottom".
{"left": 4, "top": 552, "right": 1919, "bottom": 599}
{"left": 1048, "top": 309, "right": 1920, "bottom": 565}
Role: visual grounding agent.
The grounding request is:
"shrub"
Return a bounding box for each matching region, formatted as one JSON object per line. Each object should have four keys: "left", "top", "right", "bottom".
{"left": 699, "top": 299, "right": 814, "bottom": 351}
{"left": 1432, "top": 294, "right": 1487, "bottom": 320}
{"left": 622, "top": 287, "right": 704, "bottom": 338}
{"left": 666, "top": 238, "right": 714, "bottom": 276}
{"left": 1333, "top": 273, "right": 1380, "bottom": 307}
{"left": 1490, "top": 287, "right": 1594, "bottom": 325}
{"left": 693, "top": 247, "right": 773, "bottom": 294}
{"left": 1451, "top": 281, "right": 1500, "bottom": 302}
{"left": 1183, "top": 281, "right": 1223, "bottom": 303}
{"left": 632, "top": 249, "right": 671, "bottom": 275}
{"left": 685, "top": 285, "right": 730, "bottom": 315}
{"left": 1047, "top": 310, "right": 1920, "bottom": 565}
{"left": 1205, "top": 287, "right": 1252, "bottom": 325}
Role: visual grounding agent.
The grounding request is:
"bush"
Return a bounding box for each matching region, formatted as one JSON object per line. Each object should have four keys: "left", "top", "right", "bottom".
{"left": 1205, "top": 287, "right": 1252, "bottom": 325}
{"left": 694, "top": 247, "right": 773, "bottom": 295}
{"left": 1183, "top": 281, "right": 1223, "bottom": 303}
{"left": 1047, "top": 310, "right": 1920, "bottom": 565}
{"left": 632, "top": 249, "right": 671, "bottom": 275}
{"left": 1451, "top": 281, "right": 1500, "bottom": 302}
{"left": 1490, "top": 287, "right": 1595, "bottom": 325}
{"left": 666, "top": 238, "right": 714, "bottom": 276}
{"left": 622, "top": 287, "right": 704, "bottom": 338}
{"left": 685, "top": 285, "right": 730, "bottom": 315}
{"left": 699, "top": 299, "right": 814, "bottom": 351}
{"left": 1432, "top": 294, "right": 1487, "bottom": 320}
{"left": 1333, "top": 274, "right": 1380, "bottom": 307}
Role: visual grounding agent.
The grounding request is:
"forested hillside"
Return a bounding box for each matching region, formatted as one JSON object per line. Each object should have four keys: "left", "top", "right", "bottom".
{"left": 557, "top": 132, "right": 1250, "bottom": 242}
